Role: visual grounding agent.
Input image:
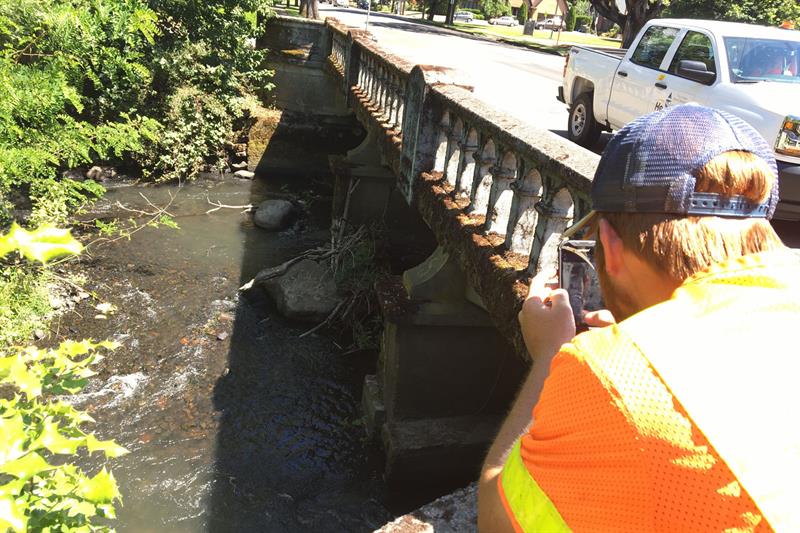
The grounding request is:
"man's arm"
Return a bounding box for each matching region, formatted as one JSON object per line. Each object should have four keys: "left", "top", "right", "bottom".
{"left": 477, "top": 272, "right": 577, "bottom": 532}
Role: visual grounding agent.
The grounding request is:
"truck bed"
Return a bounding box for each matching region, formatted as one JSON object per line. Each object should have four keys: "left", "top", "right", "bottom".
{"left": 573, "top": 45, "right": 628, "bottom": 59}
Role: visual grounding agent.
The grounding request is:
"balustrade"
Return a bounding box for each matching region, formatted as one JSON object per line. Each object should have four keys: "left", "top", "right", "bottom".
{"left": 321, "top": 18, "right": 597, "bottom": 275}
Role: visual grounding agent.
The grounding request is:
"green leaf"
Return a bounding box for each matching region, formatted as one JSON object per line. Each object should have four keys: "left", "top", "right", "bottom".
{"left": 0, "top": 414, "right": 27, "bottom": 463}
{"left": 32, "top": 421, "right": 85, "bottom": 455}
{"left": 0, "top": 451, "right": 55, "bottom": 480}
{"left": 0, "top": 479, "right": 26, "bottom": 497}
{"left": 77, "top": 468, "right": 121, "bottom": 504}
{"left": 66, "top": 500, "right": 96, "bottom": 519}
{"left": 7, "top": 359, "right": 42, "bottom": 398}
{"left": 0, "top": 495, "right": 26, "bottom": 533}
{"left": 0, "top": 224, "right": 83, "bottom": 263}
{"left": 85, "top": 435, "right": 129, "bottom": 458}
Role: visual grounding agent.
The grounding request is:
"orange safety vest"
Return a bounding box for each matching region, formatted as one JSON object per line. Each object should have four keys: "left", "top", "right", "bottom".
{"left": 499, "top": 251, "right": 800, "bottom": 532}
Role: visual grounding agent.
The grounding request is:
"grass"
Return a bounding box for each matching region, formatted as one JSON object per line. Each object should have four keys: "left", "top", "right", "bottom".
{"left": 455, "top": 22, "right": 622, "bottom": 51}
{"left": 0, "top": 265, "right": 52, "bottom": 347}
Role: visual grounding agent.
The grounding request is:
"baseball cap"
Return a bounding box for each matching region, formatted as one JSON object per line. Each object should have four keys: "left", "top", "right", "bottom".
{"left": 563, "top": 104, "right": 779, "bottom": 239}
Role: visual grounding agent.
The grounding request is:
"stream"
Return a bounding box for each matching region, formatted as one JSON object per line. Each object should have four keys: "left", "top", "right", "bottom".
{"left": 56, "top": 174, "right": 393, "bottom": 532}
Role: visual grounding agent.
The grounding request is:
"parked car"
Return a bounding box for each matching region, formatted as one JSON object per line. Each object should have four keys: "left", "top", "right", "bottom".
{"left": 454, "top": 10, "right": 475, "bottom": 23}
{"left": 334, "top": 0, "right": 349, "bottom": 7}
{"left": 559, "top": 18, "right": 800, "bottom": 219}
{"left": 535, "top": 17, "right": 564, "bottom": 30}
{"left": 356, "top": 0, "right": 369, "bottom": 8}
{"left": 489, "top": 15, "right": 517, "bottom": 26}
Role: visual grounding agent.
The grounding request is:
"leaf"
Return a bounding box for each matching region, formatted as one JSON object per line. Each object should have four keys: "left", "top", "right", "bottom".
{"left": 0, "top": 451, "right": 56, "bottom": 481}
{"left": 0, "top": 495, "right": 26, "bottom": 533}
{"left": 0, "top": 414, "right": 26, "bottom": 464}
{"left": 0, "top": 224, "right": 83, "bottom": 263}
{"left": 66, "top": 500, "right": 96, "bottom": 519}
{"left": 85, "top": 435, "right": 129, "bottom": 458}
{"left": 7, "top": 359, "right": 42, "bottom": 398}
{"left": 32, "top": 421, "right": 85, "bottom": 455}
{"left": 0, "top": 479, "right": 25, "bottom": 498}
{"left": 77, "top": 468, "right": 121, "bottom": 503}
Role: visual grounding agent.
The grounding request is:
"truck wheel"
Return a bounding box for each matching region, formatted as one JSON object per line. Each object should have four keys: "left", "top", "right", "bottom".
{"left": 568, "top": 93, "right": 601, "bottom": 148}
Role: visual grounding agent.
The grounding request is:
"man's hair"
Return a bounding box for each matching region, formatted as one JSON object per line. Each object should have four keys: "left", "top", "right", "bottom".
{"left": 596, "top": 150, "right": 784, "bottom": 282}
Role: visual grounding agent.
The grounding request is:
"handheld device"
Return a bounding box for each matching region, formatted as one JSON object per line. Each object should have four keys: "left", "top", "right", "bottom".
{"left": 558, "top": 239, "right": 604, "bottom": 329}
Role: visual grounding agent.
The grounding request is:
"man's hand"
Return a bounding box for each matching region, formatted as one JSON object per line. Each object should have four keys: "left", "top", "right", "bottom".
{"left": 518, "top": 270, "right": 576, "bottom": 360}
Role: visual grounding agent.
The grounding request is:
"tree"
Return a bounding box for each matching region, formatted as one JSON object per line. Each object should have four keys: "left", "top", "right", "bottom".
{"left": 666, "top": 0, "right": 800, "bottom": 26}
{"left": 589, "top": 0, "right": 668, "bottom": 47}
{"left": 518, "top": 1, "right": 529, "bottom": 23}
{"left": 480, "top": 0, "right": 511, "bottom": 18}
{"left": 300, "top": 0, "right": 320, "bottom": 18}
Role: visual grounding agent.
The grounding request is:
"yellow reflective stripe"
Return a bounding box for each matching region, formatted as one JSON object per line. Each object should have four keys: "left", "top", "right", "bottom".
{"left": 500, "top": 440, "right": 571, "bottom": 533}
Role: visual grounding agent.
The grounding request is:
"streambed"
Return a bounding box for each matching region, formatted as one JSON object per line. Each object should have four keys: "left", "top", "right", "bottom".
{"left": 57, "top": 174, "right": 391, "bottom": 532}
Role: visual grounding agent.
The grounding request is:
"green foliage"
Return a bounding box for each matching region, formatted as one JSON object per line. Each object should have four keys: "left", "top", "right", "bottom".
{"left": 0, "top": 267, "right": 51, "bottom": 349}
{"left": 575, "top": 14, "right": 593, "bottom": 31}
{"left": 567, "top": 6, "right": 577, "bottom": 30}
{"left": 0, "top": 0, "right": 274, "bottom": 224}
{"left": 0, "top": 226, "right": 125, "bottom": 532}
{"left": 518, "top": 2, "right": 528, "bottom": 24}
{"left": 480, "top": 0, "right": 512, "bottom": 18}
{"left": 0, "top": 340, "right": 127, "bottom": 532}
{"left": 666, "top": 0, "right": 800, "bottom": 25}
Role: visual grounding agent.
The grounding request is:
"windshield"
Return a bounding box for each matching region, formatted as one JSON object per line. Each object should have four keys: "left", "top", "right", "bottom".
{"left": 725, "top": 37, "right": 800, "bottom": 83}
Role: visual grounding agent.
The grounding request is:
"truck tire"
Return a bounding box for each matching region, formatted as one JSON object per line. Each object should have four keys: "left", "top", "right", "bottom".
{"left": 568, "top": 93, "right": 601, "bottom": 148}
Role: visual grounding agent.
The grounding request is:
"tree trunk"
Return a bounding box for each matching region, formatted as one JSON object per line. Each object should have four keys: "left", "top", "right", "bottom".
{"left": 445, "top": 0, "right": 456, "bottom": 25}
{"left": 621, "top": 0, "right": 664, "bottom": 48}
{"left": 426, "top": 0, "right": 436, "bottom": 20}
{"left": 300, "top": 0, "right": 320, "bottom": 19}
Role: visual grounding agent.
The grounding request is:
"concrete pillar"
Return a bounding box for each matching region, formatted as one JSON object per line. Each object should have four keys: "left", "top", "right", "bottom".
{"left": 363, "top": 246, "right": 524, "bottom": 486}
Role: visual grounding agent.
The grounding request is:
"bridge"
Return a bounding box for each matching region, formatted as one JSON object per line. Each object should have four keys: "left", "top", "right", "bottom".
{"left": 260, "top": 14, "right": 600, "bottom": 491}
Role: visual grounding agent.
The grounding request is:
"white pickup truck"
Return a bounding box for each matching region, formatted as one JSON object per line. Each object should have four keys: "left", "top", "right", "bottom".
{"left": 559, "top": 19, "right": 800, "bottom": 219}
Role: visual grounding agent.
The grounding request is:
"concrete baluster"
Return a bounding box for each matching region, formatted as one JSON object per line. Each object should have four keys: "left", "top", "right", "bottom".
{"left": 386, "top": 72, "right": 397, "bottom": 125}
{"left": 485, "top": 151, "right": 517, "bottom": 235}
{"left": 468, "top": 139, "right": 496, "bottom": 215}
{"left": 395, "top": 79, "right": 405, "bottom": 131}
{"left": 505, "top": 167, "right": 543, "bottom": 256}
{"left": 455, "top": 128, "right": 478, "bottom": 198}
{"left": 445, "top": 118, "right": 464, "bottom": 188}
{"left": 433, "top": 111, "right": 451, "bottom": 173}
{"left": 529, "top": 187, "right": 575, "bottom": 274}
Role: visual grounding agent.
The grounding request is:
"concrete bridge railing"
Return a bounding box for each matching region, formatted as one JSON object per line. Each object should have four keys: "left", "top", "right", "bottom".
{"left": 262, "top": 14, "right": 606, "bottom": 491}
{"left": 322, "top": 16, "right": 600, "bottom": 354}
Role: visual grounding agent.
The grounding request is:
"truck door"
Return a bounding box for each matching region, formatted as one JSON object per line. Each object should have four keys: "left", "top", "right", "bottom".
{"left": 659, "top": 30, "right": 719, "bottom": 110}
{"left": 607, "top": 25, "right": 681, "bottom": 127}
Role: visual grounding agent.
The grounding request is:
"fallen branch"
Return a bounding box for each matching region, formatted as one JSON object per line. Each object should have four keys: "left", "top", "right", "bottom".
{"left": 299, "top": 298, "right": 347, "bottom": 338}
{"left": 205, "top": 197, "right": 254, "bottom": 214}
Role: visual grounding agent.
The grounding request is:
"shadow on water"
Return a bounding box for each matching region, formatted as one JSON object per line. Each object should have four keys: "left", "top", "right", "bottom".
{"left": 205, "top": 111, "right": 394, "bottom": 532}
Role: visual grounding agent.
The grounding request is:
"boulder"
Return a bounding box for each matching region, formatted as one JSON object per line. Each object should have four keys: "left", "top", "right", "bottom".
{"left": 86, "top": 166, "right": 117, "bottom": 181}
{"left": 258, "top": 259, "right": 339, "bottom": 322}
{"left": 253, "top": 199, "right": 293, "bottom": 230}
{"left": 234, "top": 169, "right": 255, "bottom": 179}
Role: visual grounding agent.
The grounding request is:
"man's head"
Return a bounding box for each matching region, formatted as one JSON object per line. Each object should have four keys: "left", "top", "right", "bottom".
{"left": 575, "top": 105, "right": 784, "bottom": 320}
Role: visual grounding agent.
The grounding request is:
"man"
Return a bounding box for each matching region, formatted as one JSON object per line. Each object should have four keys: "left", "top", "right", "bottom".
{"left": 478, "top": 104, "right": 800, "bottom": 532}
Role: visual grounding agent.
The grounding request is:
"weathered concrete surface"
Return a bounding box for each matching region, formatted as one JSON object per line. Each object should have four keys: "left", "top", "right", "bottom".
{"left": 375, "top": 483, "right": 477, "bottom": 533}
{"left": 247, "top": 107, "right": 364, "bottom": 177}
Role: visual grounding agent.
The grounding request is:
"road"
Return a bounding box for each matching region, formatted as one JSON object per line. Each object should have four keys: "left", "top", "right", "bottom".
{"left": 320, "top": 5, "right": 571, "bottom": 136}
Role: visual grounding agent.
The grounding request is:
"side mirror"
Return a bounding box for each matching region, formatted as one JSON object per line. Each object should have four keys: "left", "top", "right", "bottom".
{"left": 677, "top": 59, "right": 716, "bottom": 85}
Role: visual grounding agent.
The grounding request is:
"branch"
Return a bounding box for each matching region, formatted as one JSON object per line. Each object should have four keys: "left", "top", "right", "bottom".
{"left": 205, "top": 197, "right": 254, "bottom": 214}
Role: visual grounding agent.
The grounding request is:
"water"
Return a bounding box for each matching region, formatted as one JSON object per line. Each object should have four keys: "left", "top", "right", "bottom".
{"left": 57, "top": 175, "right": 392, "bottom": 532}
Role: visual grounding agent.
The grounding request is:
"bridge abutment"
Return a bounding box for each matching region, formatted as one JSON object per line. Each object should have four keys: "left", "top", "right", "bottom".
{"left": 363, "top": 246, "right": 523, "bottom": 486}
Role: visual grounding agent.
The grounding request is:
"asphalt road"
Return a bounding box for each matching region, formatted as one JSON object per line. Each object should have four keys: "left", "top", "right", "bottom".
{"left": 320, "top": 5, "right": 570, "bottom": 135}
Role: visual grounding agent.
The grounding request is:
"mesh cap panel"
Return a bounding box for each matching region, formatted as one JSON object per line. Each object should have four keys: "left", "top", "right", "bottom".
{"left": 592, "top": 104, "right": 779, "bottom": 218}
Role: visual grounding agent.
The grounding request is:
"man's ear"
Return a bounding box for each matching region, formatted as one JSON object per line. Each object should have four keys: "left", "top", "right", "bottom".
{"left": 598, "top": 218, "right": 624, "bottom": 277}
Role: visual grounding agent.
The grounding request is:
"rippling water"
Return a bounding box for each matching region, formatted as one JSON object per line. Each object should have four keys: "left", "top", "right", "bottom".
{"left": 58, "top": 175, "right": 391, "bottom": 532}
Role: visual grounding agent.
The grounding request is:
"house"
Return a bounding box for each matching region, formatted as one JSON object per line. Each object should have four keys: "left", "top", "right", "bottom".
{"left": 529, "top": 0, "right": 568, "bottom": 21}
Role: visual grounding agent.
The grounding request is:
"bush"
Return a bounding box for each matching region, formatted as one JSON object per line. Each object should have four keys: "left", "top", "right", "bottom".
{"left": 566, "top": 7, "right": 577, "bottom": 31}
{"left": 463, "top": 8, "right": 486, "bottom": 19}
{"left": 517, "top": 2, "right": 528, "bottom": 25}
{"left": 575, "top": 14, "right": 592, "bottom": 31}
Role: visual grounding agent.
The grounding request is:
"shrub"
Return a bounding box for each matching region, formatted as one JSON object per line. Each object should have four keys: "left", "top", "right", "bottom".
{"left": 566, "top": 6, "right": 577, "bottom": 31}
{"left": 575, "top": 14, "right": 592, "bottom": 31}
{"left": 517, "top": 2, "right": 528, "bottom": 24}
